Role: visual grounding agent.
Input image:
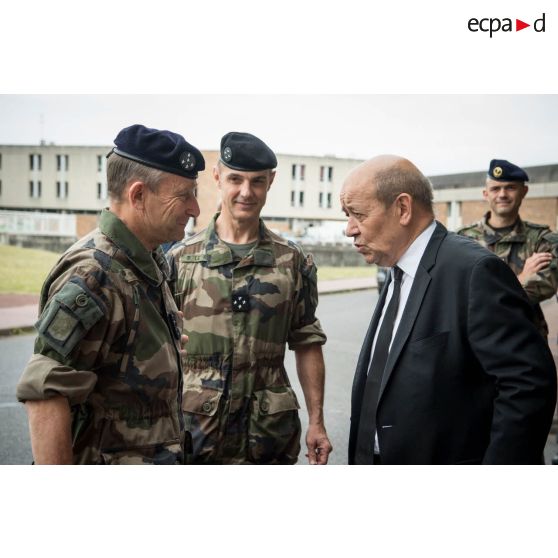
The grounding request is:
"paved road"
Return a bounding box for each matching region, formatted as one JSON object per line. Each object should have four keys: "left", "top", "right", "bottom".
{"left": 1, "top": 290, "right": 556, "bottom": 464}
{"left": 0, "top": 290, "right": 375, "bottom": 465}
{"left": 0, "top": 334, "right": 34, "bottom": 464}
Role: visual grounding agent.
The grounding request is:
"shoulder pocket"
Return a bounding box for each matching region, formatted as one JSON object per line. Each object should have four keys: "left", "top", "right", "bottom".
{"left": 36, "top": 281, "right": 105, "bottom": 358}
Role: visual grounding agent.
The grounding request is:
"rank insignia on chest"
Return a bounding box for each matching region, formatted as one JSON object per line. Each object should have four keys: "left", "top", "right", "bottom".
{"left": 231, "top": 293, "right": 250, "bottom": 313}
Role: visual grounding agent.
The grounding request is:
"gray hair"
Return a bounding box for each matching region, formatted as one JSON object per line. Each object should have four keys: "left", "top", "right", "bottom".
{"left": 107, "top": 153, "right": 166, "bottom": 201}
{"left": 374, "top": 167, "right": 434, "bottom": 212}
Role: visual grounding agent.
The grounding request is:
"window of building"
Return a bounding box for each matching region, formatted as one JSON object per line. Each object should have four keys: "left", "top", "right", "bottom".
{"left": 299, "top": 191, "right": 304, "bottom": 206}
{"left": 292, "top": 163, "right": 306, "bottom": 181}
{"left": 290, "top": 190, "right": 295, "bottom": 207}
{"left": 319, "top": 166, "right": 324, "bottom": 182}
{"left": 97, "top": 182, "right": 108, "bottom": 200}
{"left": 327, "top": 192, "right": 332, "bottom": 208}
{"left": 0, "top": 153, "right": 3, "bottom": 169}
{"left": 56, "top": 181, "right": 69, "bottom": 199}
{"left": 29, "top": 154, "right": 42, "bottom": 171}
{"left": 319, "top": 192, "right": 323, "bottom": 207}
{"left": 29, "top": 180, "right": 42, "bottom": 198}
{"left": 328, "top": 166, "right": 333, "bottom": 181}
{"left": 97, "top": 155, "right": 103, "bottom": 172}
{"left": 0, "top": 179, "right": 2, "bottom": 196}
{"left": 57, "top": 154, "right": 69, "bottom": 171}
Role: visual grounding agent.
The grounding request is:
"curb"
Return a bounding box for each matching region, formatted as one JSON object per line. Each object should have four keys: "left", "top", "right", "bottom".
{"left": 0, "top": 283, "right": 378, "bottom": 336}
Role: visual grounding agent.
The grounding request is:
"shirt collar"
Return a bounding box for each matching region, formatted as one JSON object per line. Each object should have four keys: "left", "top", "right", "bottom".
{"left": 203, "top": 212, "right": 276, "bottom": 268}
{"left": 99, "top": 209, "right": 167, "bottom": 286}
{"left": 395, "top": 220, "right": 436, "bottom": 280}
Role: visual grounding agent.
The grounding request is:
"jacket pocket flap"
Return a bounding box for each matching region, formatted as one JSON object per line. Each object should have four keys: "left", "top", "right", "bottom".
{"left": 254, "top": 387, "right": 300, "bottom": 416}
{"left": 182, "top": 387, "right": 223, "bottom": 416}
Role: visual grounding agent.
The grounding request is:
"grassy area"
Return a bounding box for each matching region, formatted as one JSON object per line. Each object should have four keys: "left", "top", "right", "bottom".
{"left": 317, "top": 266, "right": 376, "bottom": 281}
{"left": 0, "top": 244, "right": 60, "bottom": 294}
{"left": 0, "top": 244, "right": 374, "bottom": 293}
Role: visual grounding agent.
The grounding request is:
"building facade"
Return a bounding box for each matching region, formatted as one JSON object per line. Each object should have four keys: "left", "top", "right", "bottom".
{"left": 431, "top": 164, "right": 558, "bottom": 231}
{"left": 1, "top": 144, "right": 557, "bottom": 250}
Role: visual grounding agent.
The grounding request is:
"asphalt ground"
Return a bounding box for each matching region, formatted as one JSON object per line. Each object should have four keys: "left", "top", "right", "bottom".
{"left": 1, "top": 290, "right": 557, "bottom": 465}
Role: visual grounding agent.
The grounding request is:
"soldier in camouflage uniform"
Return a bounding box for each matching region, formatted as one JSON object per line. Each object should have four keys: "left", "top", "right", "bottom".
{"left": 458, "top": 159, "right": 558, "bottom": 338}
{"left": 16, "top": 124, "right": 204, "bottom": 464}
{"left": 168, "top": 132, "right": 332, "bottom": 464}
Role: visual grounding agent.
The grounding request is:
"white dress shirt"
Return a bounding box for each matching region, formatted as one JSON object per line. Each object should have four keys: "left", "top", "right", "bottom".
{"left": 370, "top": 220, "right": 436, "bottom": 453}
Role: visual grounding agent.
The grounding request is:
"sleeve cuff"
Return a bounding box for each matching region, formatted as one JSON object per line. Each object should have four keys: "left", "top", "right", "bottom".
{"left": 288, "top": 319, "right": 327, "bottom": 350}
{"left": 16, "top": 353, "right": 98, "bottom": 407}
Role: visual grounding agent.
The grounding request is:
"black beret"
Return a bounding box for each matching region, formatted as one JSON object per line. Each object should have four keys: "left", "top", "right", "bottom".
{"left": 219, "top": 132, "right": 277, "bottom": 171}
{"left": 109, "top": 124, "right": 205, "bottom": 179}
{"left": 487, "top": 159, "right": 529, "bottom": 183}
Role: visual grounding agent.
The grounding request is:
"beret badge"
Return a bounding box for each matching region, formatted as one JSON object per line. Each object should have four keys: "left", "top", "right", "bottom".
{"left": 493, "top": 166, "right": 503, "bottom": 178}
{"left": 180, "top": 151, "right": 196, "bottom": 171}
{"left": 223, "top": 146, "right": 232, "bottom": 162}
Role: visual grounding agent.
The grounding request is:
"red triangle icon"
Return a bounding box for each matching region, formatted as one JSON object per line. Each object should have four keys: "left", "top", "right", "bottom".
{"left": 516, "top": 19, "right": 530, "bottom": 31}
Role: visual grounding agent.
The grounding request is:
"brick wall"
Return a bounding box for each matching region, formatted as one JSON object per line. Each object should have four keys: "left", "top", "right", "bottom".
{"left": 461, "top": 201, "right": 487, "bottom": 226}
{"left": 76, "top": 214, "right": 99, "bottom": 238}
{"left": 434, "top": 202, "right": 448, "bottom": 224}
{"left": 195, "top": 151, "right": 220, "bottom": 232}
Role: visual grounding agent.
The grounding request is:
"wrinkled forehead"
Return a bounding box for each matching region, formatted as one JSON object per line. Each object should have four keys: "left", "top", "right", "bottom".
{"left": 341, "top": 178, "right": 376, "bottom": 205}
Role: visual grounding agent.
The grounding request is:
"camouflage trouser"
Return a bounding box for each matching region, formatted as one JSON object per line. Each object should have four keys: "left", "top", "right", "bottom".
{"left": 183, "top": 385, "right": 301, "bottom": 464}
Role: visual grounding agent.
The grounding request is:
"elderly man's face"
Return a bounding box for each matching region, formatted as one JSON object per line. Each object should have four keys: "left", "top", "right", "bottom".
{"left": 340, "top": 181, "right": 402, "bottom": 267}
{"left": 144, "top": 174, "right": 200, "bottom": 244}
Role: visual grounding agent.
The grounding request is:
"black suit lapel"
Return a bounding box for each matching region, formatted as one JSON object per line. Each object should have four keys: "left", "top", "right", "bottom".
{"left": 378, "top": 222, "right": 448, "bottom": 401}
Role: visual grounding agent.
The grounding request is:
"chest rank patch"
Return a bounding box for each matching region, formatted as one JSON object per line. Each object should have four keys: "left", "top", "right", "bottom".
{"left": 231, "top": 292, "right": 250, "bottom": 313}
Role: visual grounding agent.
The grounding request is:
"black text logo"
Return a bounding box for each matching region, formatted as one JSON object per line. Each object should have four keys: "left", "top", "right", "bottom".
{"left": 468, "top": 13, "right": 546, "bottom": 37}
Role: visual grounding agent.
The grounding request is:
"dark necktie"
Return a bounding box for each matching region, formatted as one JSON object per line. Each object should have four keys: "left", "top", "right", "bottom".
{"left": 355, "top": 266, "right": 403, "bottom": 464}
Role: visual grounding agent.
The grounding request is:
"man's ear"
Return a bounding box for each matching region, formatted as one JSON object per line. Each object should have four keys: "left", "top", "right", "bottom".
{"left": 128, "top": 181, "right": 147, "bottom": 210}
{"left": 396, "top": 193, "right": 412, "bottom": 225}
{"left": 213, "top": 165, "right": 221, "bottom": 188}
{"left": 267, "top": 170, "right": 276, "bottom": 190}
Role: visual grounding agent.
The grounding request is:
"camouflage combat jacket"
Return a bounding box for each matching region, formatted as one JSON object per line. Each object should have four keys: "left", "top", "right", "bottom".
{"left": 168, "top": 215, "right": 326, "bottom": 464}
{"left": 17, "top": 209, "right": 185, "bottom": 464}
{"left": 458, "top": 212, "right": 558, "bottom": 337}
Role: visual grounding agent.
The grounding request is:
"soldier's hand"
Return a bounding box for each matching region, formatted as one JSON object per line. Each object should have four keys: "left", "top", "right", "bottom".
{"left": 176, "top": 311, "right": 189, "bottom": 356}
{"left": 180, "top": 334, "right": 189, "bottom": 356}
{"left": 305, "top": 424, "right": 332, "bottom": 465}
{"left": 518, "top": 252, "right": 553, "bottom": 283}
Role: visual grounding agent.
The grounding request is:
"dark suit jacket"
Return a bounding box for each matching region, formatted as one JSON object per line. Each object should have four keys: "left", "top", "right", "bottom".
{"left": 349, "top": 222, "right": 557, "bottom": 464}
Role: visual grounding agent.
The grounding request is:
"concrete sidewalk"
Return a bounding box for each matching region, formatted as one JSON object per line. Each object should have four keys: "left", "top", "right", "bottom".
{"left": 0, "top": 276, "right": 379, "bottom": 334}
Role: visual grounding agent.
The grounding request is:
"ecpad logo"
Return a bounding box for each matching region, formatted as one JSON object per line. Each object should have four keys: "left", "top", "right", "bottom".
{"left": 468, "top": 13, "right": 546, "bottom": 37}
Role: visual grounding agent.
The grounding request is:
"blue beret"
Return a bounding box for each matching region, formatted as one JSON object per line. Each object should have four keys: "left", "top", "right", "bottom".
{"left": 110, "top": 124, "right": 205, "bottom": 179}
{"left": 488, "top": 159, "right": 529, "bottom": 183}
{"left": 219, "top": 132, "right": 277, "bottom": 171}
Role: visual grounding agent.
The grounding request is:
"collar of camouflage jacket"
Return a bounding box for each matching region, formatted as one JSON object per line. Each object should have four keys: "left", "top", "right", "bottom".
{"left": 202, "top": 213, "right": 276, "bottom": 268}
{"left": 482, "top": 212, "right": 526, "bottom": 243}
{"left": 99, "top": 209, "right": 169, "bottom": 285}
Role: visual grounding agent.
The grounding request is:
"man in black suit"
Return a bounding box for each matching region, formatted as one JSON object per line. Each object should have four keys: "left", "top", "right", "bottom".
{"left": 342, "top": 155, "right": 557, "bottom": 465}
